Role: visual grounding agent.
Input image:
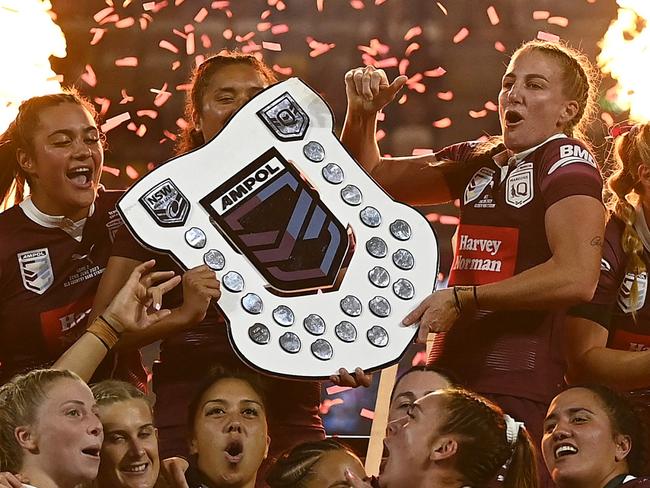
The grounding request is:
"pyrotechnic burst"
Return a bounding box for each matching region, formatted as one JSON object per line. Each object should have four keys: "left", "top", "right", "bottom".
{"left": 0, "top": 0, "right": 66, "bottom": 133}
{"left": 598, "top": 0, "right": 650, "bottom": 122}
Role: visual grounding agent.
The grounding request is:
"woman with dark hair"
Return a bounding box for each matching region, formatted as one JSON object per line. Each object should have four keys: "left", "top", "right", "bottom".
{"left": 342, "top": 40, "right": 604, "bottom": 487}
{"left": 184, "top": 367, "right": 270, "bottom": 488}
{"left": 0, "top": 90, "right": 147, "bottom": 389}
{"left": 266, "top": 439, "right": 366, "bottom": 488}
{"left": 347, "top": 388, "right": 538, "bottom": 488}
{"left": 542, "top": 385, "right": 650, "bottom": 487}
{"left": 0, "top": 369, "right": 103, "bottom": 488}
{"left": 565, "top": 122, "right": 650, "bottom": 418}
{"left": 90, "top": 51, "right": 327, "bottom": 462}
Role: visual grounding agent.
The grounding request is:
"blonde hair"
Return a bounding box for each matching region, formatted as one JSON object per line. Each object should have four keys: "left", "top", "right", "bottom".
{"left": 473, "top": 40, "right": 600, "bottom": 157}
{"left": 607, "top": 123, "right": 650, "bottom": 306}
{"left": 0, "top": 369, "right": 81, "bottom": 472}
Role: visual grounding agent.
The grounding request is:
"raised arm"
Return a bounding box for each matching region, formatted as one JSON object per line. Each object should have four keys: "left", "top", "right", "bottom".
{"left": 90, "top": 256, "right": 220, "bottom": 349}
{"left": 405, "top": 195, "right": 605, "bottom": 341}
{"left": 53, "top": 260, "right": 180, "bottom": 381}
{"left": 341, "top": 66, "right": 452, "bottom": 205}
{"left": 565, "top": 316, "right": 650, "bottom": 390}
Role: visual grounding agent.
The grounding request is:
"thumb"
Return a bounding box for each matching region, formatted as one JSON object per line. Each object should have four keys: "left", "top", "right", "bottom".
{"left": 385, "top": 75, "right": 407, "bottom": 99}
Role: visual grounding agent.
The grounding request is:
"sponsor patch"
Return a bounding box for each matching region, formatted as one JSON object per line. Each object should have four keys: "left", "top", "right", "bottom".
{"left": 40, "top": 293, "right": 94, "bottom": 354}
{"left": 449, "top": 224, "right": 518, "bottom": 285}
{"left": 18, "top": 248, "right": 54, "bottom": 295}
{"left": 547, "top": 144, "right": 597, "bottom": 174}
{"left": 139, "top": 178, "right": 190, "bottom": 227}
{"left": 463, "top": 167, "right": 495, "bottom": 205}
{"left": 106, "top": 208, "right": 123, "bottom": 242}
{"left": 505, "top": 162, "right": 533, "bottom": 208}
{"left": 617, "top": 271, "right": 648, "bottom": 313}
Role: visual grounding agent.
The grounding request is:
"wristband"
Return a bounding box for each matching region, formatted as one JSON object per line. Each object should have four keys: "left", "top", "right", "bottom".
{"left": 454, "top": 285, "right": 478, "bottom": 313}
{"left": 86, "top": 316, "right": 122, "bottom": 350}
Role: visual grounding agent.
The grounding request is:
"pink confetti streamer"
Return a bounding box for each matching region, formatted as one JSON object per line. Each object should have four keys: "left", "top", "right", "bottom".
{"left": 101, "top": 112, "right": 131, "bottom": 133}
{"left": 120, "top": 89, "right": 134, "bottom": 104}
{"left": 319, "top": 398, "right": 344, "bottom": 415}
{"left": 326, "top": 385, "right": 352, "bottom": 395}
{"left": 223, "top": 29, "right": 233, "bottom": 40}
{"left": 136, "top": 110, "right": 158, "bottom": 119}
{"left": 90, "top": 28, "right": 107, "bottom": 45}
{"left": 159, "top": 40, "right": 179, "bottom": 53}
{"left": 424, "top": 67, "right": 446, "bottom": 77}
{"left": 115, "top": 17, "right": 135, "bottom": 28}
{"left": 494, "top": 41, "right": 506, "bottom": 52}
{"left": 360, "top": 408, "right": 375, "bottom": 420}
{"left": 115, "top": 57, "right": 138, "bottom": 67}
{"left": 307, "top": 37, "right": 336, "bottom": 57}
{"left": 453, "top": 27, "right": 469, "bottom": 44}
{"left": 405, "top": 42, "right": 420, "bottom": 57}
{"left": 173, "top": 29, "right": 188, "bottom": 40}
{"left": 263, "top": 41, "right": 282, "bottom": 51}
{"left": 547, "top": 16, "right": 569, "bottom": 27}
{"left": 125, "top": 165, "right": 140, "bottom": 179}
{"left": 398, "top": 59, "right": 410, "bottom": 75}
{"left": 94, "top": 97, "right": 110, "bottom": 116}
{"left": 350, "top": 0, "right": 364, "bottom": 8}
{"left": 398, "top": 94, "right": 407, "bottom": 104}
{"left": 375, "top": 57, "right": 398, "bottom": 68}
{"left": 81, "top": 64, "right": 97, "bottom": 87}
{"left": 194, "top": 7, "right": 208, "bottom": 22}
{"left": 436, "top": 2, "right": 448, "bottom": 15}
{"left": 317, "top": 0, "right": 324, "bottom": 12}
{"left": 377, "top": 112, "right": 385, "bottom": 121}
{"left": 272, "top": 64, "right": 293, "bottom": 76}
{"left": 484, "top": 101, "right": 498, "bottom": 111}
{"left": 236, "top": 32, "right": 256, "bottom": 42}
{"left": 163, "top": 129, "right": 177, "bottom": 140}
{"left": 171, "top": 60, "right": 181, "bottom": 70}
{"left": 426, "top": 212, "right": 439, "bottom": 222}
{"left": 486, "top": 6, "right": 499, "bottom": 25}
{"left": 257, "top": 22, "right": 271, "bottom": 31}
{"left": 93, "top": 7, "right": 114, "bottom": 23}
{"left": 271, "top": 24, "right": 289, "bottom": 34}
{"left": 200, "top": 34, "right": 212, "bottom": 48}
{"left": 376, "top": 129, "right": 386, "bottom": 141}
{"left": 437, "top": 91, "right": 454, "bottom": 101}
{"left": 186, "top": 32, "right": 195, "bottom": 55}
{"left": 211, "top": 1, "right": 229, "bottom": 8}
{"left": 469, "top": 109, "right": 488, "bottom": 118}
{"left": 152, "top": 83, "right": 172, "bottom": 107}
{"left": 404, "top": 26, "right": 422, "bottom": 41}
{"left": 99, "top": 14, "right": 120, "bottom": 26}
{"left": 433, "top": 117, "right": 452, "bottom": 128}
{"left": 412, "top": 351, "right": 427, "bottom": 366}
{"left": 176, "top": 118, "right": 189, "bottom": 129}
{"left": 102, "top": 166, "right": 120, "bottom": 176}
{"left": 537, "top": 31, "right": 560, "bottom": 42}
{"left": 439, "top": 215, "right": 460, "bottom": 225}
{"left": 533, "top": 10, "right": 550, "bottom": 20}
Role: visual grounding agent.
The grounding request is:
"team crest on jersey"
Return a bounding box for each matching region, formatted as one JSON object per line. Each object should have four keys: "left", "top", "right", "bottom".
{"left": 18, "top": 248, "right": 54, "bottom": 295}
{"left": 106, "top": 209, "right": 123, "bottom": 242}
{"left": 139, "top": 179, "right": 190, "bottom": 227}
{"left": 617, "top": 271, "right": 648, "bottom": 313}
{"left": 463, "top": 167, "right": 495, "bottom": 205}
{"left": 505, "top": 162, "right": 533, "bottom": 208}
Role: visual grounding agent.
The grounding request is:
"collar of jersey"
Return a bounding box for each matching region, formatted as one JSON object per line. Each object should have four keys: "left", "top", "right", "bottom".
{"left": 19, "top": 196, "right": 94, "bottom": 242}
{"left": 493, "top": 133, "right": 567, "bottom": 168}
{"left": 634, "top": 203, "right": 650, "bottom": 253}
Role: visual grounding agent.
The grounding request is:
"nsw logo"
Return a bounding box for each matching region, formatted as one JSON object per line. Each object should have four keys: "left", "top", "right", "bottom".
{"left": 463, "top": 167, "right": 495, "bottom": 205}
{"left": 139, "top": 179, "right": 190, "bottom": 228}
{"left": 505, "top": 162, "right": 533, "bottom": 208}
{"left": 18, "top": 248, "right": 54, "bottom": 295}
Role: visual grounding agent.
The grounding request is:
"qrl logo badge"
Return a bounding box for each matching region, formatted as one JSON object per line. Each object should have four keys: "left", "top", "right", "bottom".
{"left": 201, "top": 147, "right": 350, "bottom": 293}
{"left": 18, "top": 248, "right": 54, "bottom": 295}
{"left": 505, "top": 162, "right": 534, "bottom": 208}
{"left": 463, "top": 167, "right": 495, "bottom": 205}
{"left": 139, "top": 179, "right": 190, "bottom": 227}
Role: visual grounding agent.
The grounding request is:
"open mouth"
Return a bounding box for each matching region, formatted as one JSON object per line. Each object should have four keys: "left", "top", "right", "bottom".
{"left": 81, "top": 447, "right": 101, "bottom": 459}
{"left": 554, "top": 444, "right": 578, "bottom": 459}
{"left": 224, "top": 439, "right": 244, "bottom": 464}
{"left": 120, "top": 462, "right": 149, "bottom": 474}
{"left": 66, "top": 167, "right": 93, "bottom": 186}
{"left": 504, "top": 110, "right": 524, "bottom": 127}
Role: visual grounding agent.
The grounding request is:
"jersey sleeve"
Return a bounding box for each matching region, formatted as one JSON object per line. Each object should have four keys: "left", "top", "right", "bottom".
{"left": 568, "top": 218, "right": 627, "bottom": 327}
{"left": 111, "top": 226, "right": 153, "bottom": 262}
{"left": 435, "top": 140, "right": 503, "bottom": 200}
{"left": 537, "top": 138, "right": 603, "bottom": 209}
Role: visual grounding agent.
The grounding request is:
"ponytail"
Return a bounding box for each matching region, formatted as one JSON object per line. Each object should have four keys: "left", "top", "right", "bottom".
{"left": 503, "top": 430, "right": 539, "bottom": 488}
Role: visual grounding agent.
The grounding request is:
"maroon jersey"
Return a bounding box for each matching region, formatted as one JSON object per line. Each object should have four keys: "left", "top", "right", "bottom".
{"left": 0, "top": 189, "right": 145, "bottom": 386}
{"left": 428, "top": 135, "right": 603, "bottom": 403}
{"left": 569, "top": 216, "right": 650, "bottom": 408}
{"left": 606, "top": 475, "right": 650, "bottom": 488}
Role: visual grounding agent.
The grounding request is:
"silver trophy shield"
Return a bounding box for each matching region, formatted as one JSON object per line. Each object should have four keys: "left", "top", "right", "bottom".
{"left": 117, "top": 78, "right": 439, "bottom": 379}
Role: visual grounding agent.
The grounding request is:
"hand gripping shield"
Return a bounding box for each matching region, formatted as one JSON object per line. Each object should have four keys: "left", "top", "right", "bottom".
{"left": 117, "top": 78, "right": 439, "bottom": 378}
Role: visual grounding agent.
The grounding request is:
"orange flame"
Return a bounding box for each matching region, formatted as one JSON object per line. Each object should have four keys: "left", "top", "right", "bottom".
{"left": 0, "top": 0, "right": 66, "bottom": 134}
{"left": 598, "top": 0, "right": 650, "bottom": 122}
